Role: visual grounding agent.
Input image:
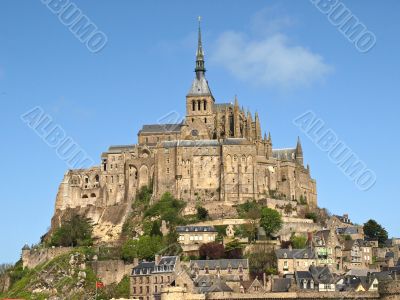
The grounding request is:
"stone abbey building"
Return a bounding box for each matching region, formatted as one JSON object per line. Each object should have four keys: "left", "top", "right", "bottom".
{"left": 52, "top": 21, "right": 317, "bottom": 230}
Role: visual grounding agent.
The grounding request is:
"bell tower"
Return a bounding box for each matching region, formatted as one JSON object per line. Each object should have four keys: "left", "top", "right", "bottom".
{"left": 185, "top": 17, "right": 215, "bottom": 139}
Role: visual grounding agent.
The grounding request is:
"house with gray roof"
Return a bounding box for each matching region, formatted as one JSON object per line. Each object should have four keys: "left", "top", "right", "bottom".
{"left": 190, "top": 259, "right": 249, "bottom": 282}
{"left": 275, "top": 248, "right": 317, "bottom": 275}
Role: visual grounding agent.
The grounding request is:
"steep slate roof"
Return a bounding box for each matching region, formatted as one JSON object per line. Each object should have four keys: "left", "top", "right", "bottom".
{"left": 176, "top": 226, "right": 217, "bottom": 233}
{"left": 272, "top": 278, "right": 292, "bottom": 292}
{"left": 187, "top": 76, "right": 213, "bottom": 96}
{"left": 139, "top": 124, "right": 183, "bottom": 134}
{"left": 132, "top": 256, "right": 178, "bottom": 276}
{"left": 275, "top": 248, "right": 316, "bottom": 259}
{"left": 272, "top": 148, "right": 296, "bottom": 161}
{"left": 162, "top": 140, "right": 220, "bottom": 148}
{"left": 190, "top": 259, "right": 248, "bottom": 270}
{"left": 336, "top": 226, "right": 359, "bottom": 235}
{"left": 224, "top": 138, "right": 251, "bottom": 145}
{"left": 196, "top": 278, "right": 233, "bottom": 293}
{"left": 309, "top": 266, "right": 336, "bottom": 284}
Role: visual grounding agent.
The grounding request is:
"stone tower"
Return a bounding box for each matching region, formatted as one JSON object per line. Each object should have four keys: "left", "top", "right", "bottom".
{"left": 185, "top": 17, "right": 215, "bottom": 139}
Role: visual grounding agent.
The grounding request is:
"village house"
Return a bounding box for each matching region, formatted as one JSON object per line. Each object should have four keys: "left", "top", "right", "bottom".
{"left": 189, "top": 259, "right": 249, "bottom": 282}
{"left": 275, "top": 248, "right": 317, "bottom": 275}
{"left": 313, "top": 229, "right": 343, "bottom": 271}
{"left": 342, "top": 240, "right": 363, "bottom": 270}
{"left": 130, "top": 255, "right": 180, "bottom": 300}
{"left": 176, "top": 226, "right": 217, "bottom": 255}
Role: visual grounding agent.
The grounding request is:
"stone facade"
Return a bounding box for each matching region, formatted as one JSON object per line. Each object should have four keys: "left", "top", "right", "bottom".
{"left": 21, "top": 246, "right": 73, "bottom": 269}
{"left": 49, "top": 21, "right": 317, "bottom": 239}
{"left": 130, "top": 255, "right": 180, "bottom": 300}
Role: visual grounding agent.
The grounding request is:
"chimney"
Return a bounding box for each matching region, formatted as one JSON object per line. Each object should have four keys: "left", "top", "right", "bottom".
{"left": 155, "top": 254, "right": 162, "bottom": 265}
{"left": 133, "top": 258, "right": 139, "bottom": 267}
{"left": 263, "top": 273, "right": 266, "bottom": 289}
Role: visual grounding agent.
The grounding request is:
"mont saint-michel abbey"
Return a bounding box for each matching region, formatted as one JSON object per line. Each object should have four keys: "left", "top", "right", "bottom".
{"left": 54, "top": 22, "right": 317, "bottom": 224}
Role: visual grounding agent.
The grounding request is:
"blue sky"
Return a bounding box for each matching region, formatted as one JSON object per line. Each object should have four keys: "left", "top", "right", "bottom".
{"left": 0, "top": 0, "right": 399, "bottom": 263}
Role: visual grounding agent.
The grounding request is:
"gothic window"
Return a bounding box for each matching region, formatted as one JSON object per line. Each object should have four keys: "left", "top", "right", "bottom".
{"left": 192, "top": 100, "right": 196, "bottom": 111}
{"left": 198, "top": 100, "right": 201, "bottom": 110}
{"left": 203, "top": 100, "right": 207, "bottom": 110}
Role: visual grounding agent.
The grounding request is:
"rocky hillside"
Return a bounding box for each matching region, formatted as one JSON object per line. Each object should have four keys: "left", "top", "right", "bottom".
{"left": 0, "top": 248, "right": 129, "bottom": 300}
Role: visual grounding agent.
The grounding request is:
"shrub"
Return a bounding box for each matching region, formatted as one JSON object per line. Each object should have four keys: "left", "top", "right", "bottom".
{"left": 305, "top": 212, "right": 317, "bottom": 223}
{"left": 144, "top": 192, "right": 186, "bottom": 225}
{"left": 199, "top": 242, "right": 225, "bottom": 260}
{"left": 50, "top": 215, "right": 93, "bottom": 247}
{"left": 196, "top": 206, "right": 209, "bottom": 221}
{"left": 121, "top": 236, "right": 163, "bottom": 262}
{"left": 290, "top": 235, "right": 307, "bottom": 249}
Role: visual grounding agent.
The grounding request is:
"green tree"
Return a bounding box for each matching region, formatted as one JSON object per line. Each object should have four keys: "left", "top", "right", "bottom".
{"left": 196, "top": 206, "right": 209, "bottom": 221}
{"left": 224, "top": 239, "right": 243, "bottom": 259}
{"left": 161, "top": 229, "right": 182, "bottom": 256}
{"left": 363, "top": 219, "right": 388, "bottom": 246}
{"left": 290, "top": 235, "right": 307, "bottom": 249}
{"left": 150, "top": 220, "right": 162, "bottom": 237}
{"left": 121, "top": 236, "right": 163, "bottom": 262}
{"left": 144, "top": 192, "right": 186, "bottom": 225}
{"left": 136, "top": 185, "right": 152, "bottom": 203}
{"left": 247, "top": 246, "right": 277, "bottom": 278}
{"left": 50, "top": 215, "right": 93, "bottom": 247}
{"left": 259, "top": 208, "right": 282, "bottom": 238}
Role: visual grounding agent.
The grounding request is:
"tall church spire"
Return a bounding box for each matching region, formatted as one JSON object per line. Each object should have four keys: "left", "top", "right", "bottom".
{"left": 195, "top": 16, "right": 205, "bottom": 79}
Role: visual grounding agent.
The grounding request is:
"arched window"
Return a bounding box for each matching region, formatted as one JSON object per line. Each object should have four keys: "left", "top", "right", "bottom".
{"left": 90, "top": 193, "right": 96, "bottom": 198}
{"left": 82, "top": 194, "right": 88, "bottom": 199}
{"left": 197, "top": 100, "right": 201, "bottom": 110}
{"left": 203, "top": 100, "right": 207, "bottom": 110}
{"left": 204, "top": 117, "right": 207, "bottom": 123}
{"left": 192, "top": 100, "right": 196, "bottom": 111}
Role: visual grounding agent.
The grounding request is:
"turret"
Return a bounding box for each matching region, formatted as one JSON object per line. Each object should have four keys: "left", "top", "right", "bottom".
{"left": 234, "top": 96, "right": 240, "bottom": 137}
{"left": 255, "top": 111, "right": 261, "bottom": 141}
{"left": 295, "top": 137, "right": 304, "bottom": 165}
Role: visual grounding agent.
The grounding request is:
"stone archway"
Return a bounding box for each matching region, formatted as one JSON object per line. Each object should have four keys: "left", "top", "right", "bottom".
{"left": 139, "top": 165, "right": 149, "bottom": 188}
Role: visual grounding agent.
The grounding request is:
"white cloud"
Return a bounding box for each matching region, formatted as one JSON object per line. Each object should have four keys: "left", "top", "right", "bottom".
{"left": 211, "top": 16, "right": 332, "bottom": 90}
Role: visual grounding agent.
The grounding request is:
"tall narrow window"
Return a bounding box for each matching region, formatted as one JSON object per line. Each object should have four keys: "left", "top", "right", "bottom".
{"left": 192, "top": 100, "right": 196, "bottom": 111}
{"left": 204, "top": 100, "right": 207, "bottom": 110}
{"left": 198, "top": 100, "right": 201, "bottom": 110}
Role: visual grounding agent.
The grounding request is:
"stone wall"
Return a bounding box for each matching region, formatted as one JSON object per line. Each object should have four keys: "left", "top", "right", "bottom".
{"left": 22, "top": 247, "right": 73, "bottom": 269}
{"left": 379, "top": 279, "right": 400, "bottom": 300}
{"left": 90, "top": 260, "right": 133, "bottom": 285}
{"left": 205, "top": 291, "right": 379, "bottom": 299}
